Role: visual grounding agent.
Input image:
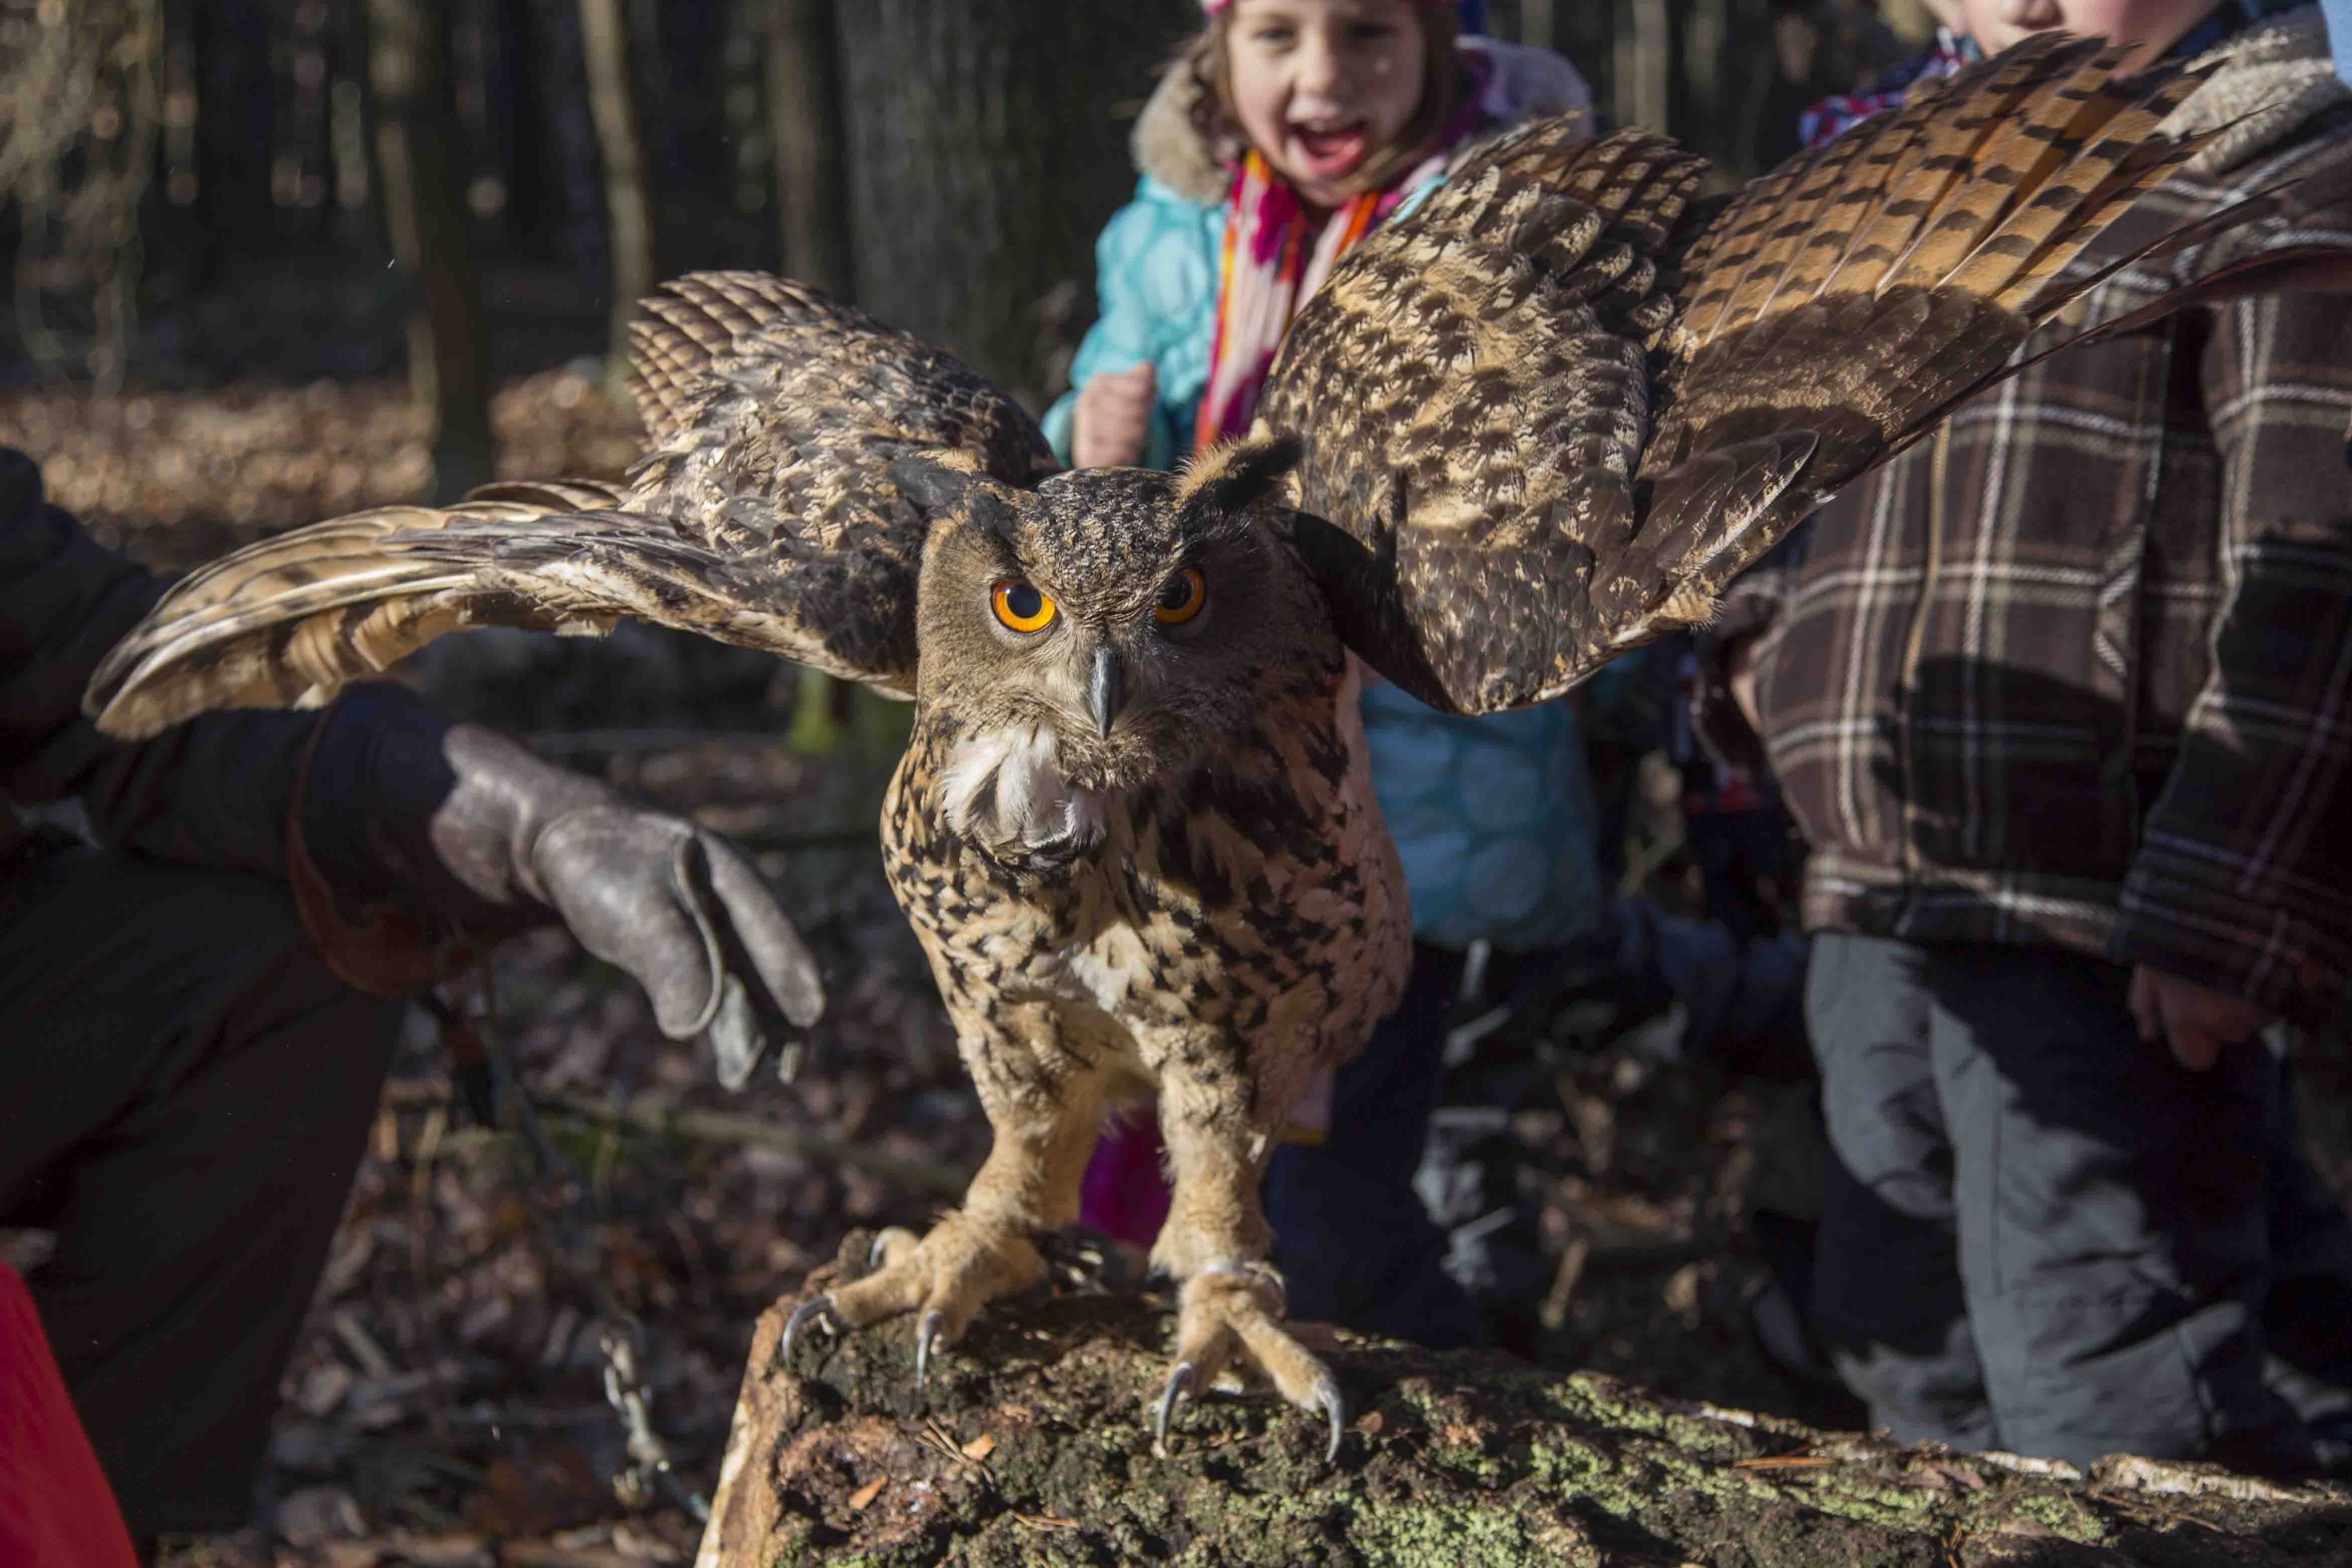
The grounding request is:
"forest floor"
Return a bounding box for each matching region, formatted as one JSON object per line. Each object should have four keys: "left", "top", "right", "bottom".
{"left": 4, "top": 379, "right": 2346, "bottom": 1568}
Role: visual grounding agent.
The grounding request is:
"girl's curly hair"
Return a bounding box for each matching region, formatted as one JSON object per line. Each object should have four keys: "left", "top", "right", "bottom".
{"left": 1181, "top": 7, "right": 1466, "bottom": 200}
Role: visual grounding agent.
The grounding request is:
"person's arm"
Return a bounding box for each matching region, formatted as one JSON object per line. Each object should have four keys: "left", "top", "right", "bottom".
{"left": 1687, "top": 519, "right": 1814, "bottom": 775}
{"left": 3, "top": 451, "right": 822, "bottom": 1084}
{"left": 1, "top": 450, "right": 312, "bottom": 879}
{"left": 1042, "top": 184, "right": 1210, "bottom": 472}
{"left": 2110, "top": 287, "right": 2352, "bottom": 1055}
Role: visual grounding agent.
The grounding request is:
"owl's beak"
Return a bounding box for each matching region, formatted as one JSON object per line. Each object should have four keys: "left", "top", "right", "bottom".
{"left": 1087, "top": 644, "right": 1125, "bottom": 739}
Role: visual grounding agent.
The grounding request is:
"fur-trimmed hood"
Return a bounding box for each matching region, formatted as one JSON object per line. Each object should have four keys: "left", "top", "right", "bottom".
{"left": 2165, "top": 4, "right": 2349, "bottom": 175}
{"left": 1129, "top": 35, "right": 1594, "bottom": 205}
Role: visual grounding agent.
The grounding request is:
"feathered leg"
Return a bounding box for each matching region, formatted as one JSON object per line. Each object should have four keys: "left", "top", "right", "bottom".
{"left": 1149, "top": 1046, "right": 1346, "bottom": 1463}
{"left": 782, "top": 1009, "right": 1105, "bottom": 1383}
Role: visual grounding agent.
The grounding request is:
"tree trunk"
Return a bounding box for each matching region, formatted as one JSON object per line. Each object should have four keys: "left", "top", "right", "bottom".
{"left": 365, "top": 0, "right": 496, "bottom": 502}
{"left": 193, "top": 0, "right": 275, "bottom": 277}
{"left": 829, "top": 0, "right": 1194, "bottom": 405}
{"left": 697, "top": 1240, "right": 2352, "bottom": 1566}
{"left": 577, "top": 0, "right": 658, "bottom": 382}
{"left": 765, "top": 0, "right": 850, "bottom": 293}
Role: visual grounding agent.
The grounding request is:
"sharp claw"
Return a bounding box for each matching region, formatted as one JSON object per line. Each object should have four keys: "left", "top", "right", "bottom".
{"left": 1154, "top": 1362, "right": 1196, "bottom": 1456}
{"left": 915, "top": 1309, "right": 944, "bottom": 1390}
{"left": 869, "top": 1233, "right": 890, "bottom": 1270}
{"left": 780, "top": 1293, "right": 837, "bottom": 1365}
{"left": 1315, "top": 1376, "right": 1345, "bottom": 1465}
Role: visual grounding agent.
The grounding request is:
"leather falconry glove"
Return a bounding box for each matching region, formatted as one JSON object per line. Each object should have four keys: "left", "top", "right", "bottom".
{"left": 297, "top": 686, "right": 825, "bottom": 1089}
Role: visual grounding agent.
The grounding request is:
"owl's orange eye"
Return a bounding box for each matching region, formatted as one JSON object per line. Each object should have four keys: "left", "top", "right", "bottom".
{"left": 1153, "top": 567, "right": 1207, "bottom": 626}
{"left": 991, "top": 580, "right": 1057, "bottom": 633}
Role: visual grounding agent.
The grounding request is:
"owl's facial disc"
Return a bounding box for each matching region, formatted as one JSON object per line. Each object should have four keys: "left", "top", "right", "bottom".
{"left": 913, "top": 464, "right": 1326, "bottom": 866}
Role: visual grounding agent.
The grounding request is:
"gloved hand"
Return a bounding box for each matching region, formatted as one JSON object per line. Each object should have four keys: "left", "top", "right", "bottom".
{"left": 429, "top": 724, "right": 826, "bottom": 1088}
{"left": 302, "top": 692, "right": 825, "bottom": 1089}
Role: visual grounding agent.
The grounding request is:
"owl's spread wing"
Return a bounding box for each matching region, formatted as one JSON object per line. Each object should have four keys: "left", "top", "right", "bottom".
{"left": 1256, "top": 119, "right": 1707, "bottom": 714}
{"left": 1628, "top": 34, "right": 2214, "bottom": 585}
{"left": 87, "top": 481, "right": 689, "bottom": 738}
{"left": 88, "top": 273, "right": 1059, "bottom": 740}
{"left": 1263, "top": 34, "right": 2220, "bottom": 715}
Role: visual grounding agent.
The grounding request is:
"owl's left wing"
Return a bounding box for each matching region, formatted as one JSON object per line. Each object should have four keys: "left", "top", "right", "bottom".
{"left": 1262, "top": 35, "right": 2237, "bottom": 716}
{"left": 87, "top": 274, "right": 1060, "bottom": 739}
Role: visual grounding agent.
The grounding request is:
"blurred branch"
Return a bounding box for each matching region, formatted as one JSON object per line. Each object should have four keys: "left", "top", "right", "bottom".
{"left": 0, "top": 0, "right": 162, "bottom": 389}
{"left": 541, "top": 1091, "right": 976, "bottom": 1199}
{"left": 577, "top": 0, "right": 657, "bottom": 388}
{"left": 365, "top": 0, "right": 497, "bottom": 499}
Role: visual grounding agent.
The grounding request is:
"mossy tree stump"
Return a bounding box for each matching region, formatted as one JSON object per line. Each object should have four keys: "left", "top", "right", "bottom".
{"left": 696, "top": 1237, "right": 2350, "bottom": 1566}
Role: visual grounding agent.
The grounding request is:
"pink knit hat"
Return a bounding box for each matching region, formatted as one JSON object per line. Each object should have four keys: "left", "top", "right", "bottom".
{"left": 1201, "top": 0, "right": 1460, "bottom": 11}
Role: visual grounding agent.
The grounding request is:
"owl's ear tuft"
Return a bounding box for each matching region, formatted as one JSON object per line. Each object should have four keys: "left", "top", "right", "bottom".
{"left": 888, "top": 451, "right": 995, "bottom": 515}
{"left": 1176, "top": 435, "right": 1303, "bottom": 521}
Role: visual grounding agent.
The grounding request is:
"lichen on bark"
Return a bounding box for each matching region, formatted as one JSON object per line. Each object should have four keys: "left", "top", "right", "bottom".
{"left": 695, "top": 1234, "right": 2352, "bottom": 1566}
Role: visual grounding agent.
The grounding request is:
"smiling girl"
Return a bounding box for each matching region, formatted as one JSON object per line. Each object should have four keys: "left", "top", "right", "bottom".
{"left": 1048, "top": 0, "right": 1588, "bottom": 470}
{"left": 1041, "top": 1, "right": 1597, "bottom": 1348}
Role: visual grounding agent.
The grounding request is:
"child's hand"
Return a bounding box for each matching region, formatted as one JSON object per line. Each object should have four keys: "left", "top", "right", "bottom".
{"left": 1072, "top": 364, "right": 1156, "bottom": 469}
{"left": 1727, "top": 635, "right": 1764, "bottom": 736}
{"left": 2127, "top": 965, "right": 2268, "bottom": 1071}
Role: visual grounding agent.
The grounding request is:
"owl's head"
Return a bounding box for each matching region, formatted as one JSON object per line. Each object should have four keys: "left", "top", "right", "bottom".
{"left": 895, "top": 437, "right": 1336, "bottom": 869}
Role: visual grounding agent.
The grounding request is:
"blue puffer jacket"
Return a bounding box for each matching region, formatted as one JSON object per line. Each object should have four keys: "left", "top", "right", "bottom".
{"left": 1044, "top": 40, "right": 1610, "bottom": 952}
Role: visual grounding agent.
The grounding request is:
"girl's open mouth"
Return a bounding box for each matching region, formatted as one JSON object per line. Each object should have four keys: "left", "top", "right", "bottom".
{"left": 1290, "top": 121, "right": 1369, "bottom": 181}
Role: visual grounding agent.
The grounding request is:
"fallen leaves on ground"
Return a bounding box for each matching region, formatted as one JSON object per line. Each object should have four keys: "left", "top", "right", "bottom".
{"left": 0, "top": 369, "right": 643, "bottom": 569}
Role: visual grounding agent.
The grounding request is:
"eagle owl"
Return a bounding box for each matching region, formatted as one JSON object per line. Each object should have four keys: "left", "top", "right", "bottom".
{"left": 88, "top": 38, "right": 2278, "bottom": 1458}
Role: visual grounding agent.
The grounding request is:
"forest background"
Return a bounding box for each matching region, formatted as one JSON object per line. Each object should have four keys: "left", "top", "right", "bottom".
{"left": 20, "top": 4, "right": 2326, "bottom": 1566}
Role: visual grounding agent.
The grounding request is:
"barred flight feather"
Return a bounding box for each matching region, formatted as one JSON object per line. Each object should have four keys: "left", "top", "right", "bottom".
{"left": 1253, "top": 30, "right": 2269, "bottom": 717}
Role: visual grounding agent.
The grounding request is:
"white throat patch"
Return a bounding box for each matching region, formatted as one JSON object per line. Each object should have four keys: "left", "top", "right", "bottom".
{"left": 938, "top": 724, "right": 1112, "bottom": 858}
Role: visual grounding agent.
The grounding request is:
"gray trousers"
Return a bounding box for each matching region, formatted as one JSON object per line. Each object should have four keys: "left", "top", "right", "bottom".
{"left": 0, "top": 843, "right": 402, "bottom": 1537}
{"left": 1806, "top": 932, "right": 2348, "bottom": 1474}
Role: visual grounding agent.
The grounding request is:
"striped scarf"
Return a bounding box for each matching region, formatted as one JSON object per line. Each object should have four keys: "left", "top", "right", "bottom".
{"left": 1192, "top": 77, "right": 1491, "bottom": 451}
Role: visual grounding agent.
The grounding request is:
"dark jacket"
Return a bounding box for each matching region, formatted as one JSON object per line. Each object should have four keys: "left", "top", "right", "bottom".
{"left": 0, "top": 448, "right": 449, "bottom": 913}
{"left": 1699, "top": 10, "right": 2352, "bottom": 1030}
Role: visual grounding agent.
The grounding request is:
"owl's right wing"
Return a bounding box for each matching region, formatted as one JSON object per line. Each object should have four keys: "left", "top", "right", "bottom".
{"left": 88, "top": 273, "right": 1059, "bottom": 740}
{"left": 1261, "top": 34, "right": 2225, "bottom": 716}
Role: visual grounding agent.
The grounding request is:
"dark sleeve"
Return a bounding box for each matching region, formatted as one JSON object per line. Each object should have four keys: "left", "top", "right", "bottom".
{"left": 2110, "top": 290, "right": 2352, "bottom": 1031}
{"left": 1688, "top": 516, "right": 1813, "bottom": 775}
{"left": 0, "top": 449, "right": 457, "bottom": 901}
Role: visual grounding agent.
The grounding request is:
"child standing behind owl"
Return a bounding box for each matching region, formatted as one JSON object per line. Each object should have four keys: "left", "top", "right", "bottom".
{"left": 1703, "top": 0, "right": 2352, "bottom": 1475}
{"left": 1044, "top": 0, "right": 1594, "bottom": 1348}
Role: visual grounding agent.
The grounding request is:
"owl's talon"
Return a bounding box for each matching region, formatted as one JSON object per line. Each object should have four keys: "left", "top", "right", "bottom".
{"left": 1313, "top": 1374, "right": 1345, "bottom": 1465}
{"left": 914, "top": 1308, "right": 945, "bottom": 1390}
{"left": 1157, "top": 1260, "right": 1342, "bottom": 1461}
{"left": 781, "top": 1293, "right": 838, "bottom": 1366}
{"left": 865, "top": 1225, "right": 922, "bottom": 1274}
{"left": 1154, "top": 1362, "right": 1196, "bottom": 1456}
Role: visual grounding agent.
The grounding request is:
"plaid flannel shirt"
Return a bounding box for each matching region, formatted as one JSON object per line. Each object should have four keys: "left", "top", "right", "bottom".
{"left": 1701, "top": 26, "right": 2352, "bottom": 1031}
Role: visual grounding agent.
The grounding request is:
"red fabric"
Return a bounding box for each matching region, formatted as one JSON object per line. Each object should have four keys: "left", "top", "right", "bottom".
{"left": 1, "top": 1263, "right": 141, "bottom": 1568}
{"left": 1078, "top": 1115, "right": 1170, "bottom": 1248}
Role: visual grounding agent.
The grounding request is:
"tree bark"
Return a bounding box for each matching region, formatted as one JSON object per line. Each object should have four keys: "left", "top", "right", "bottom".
{"left": 364, "top": 0, "right": 497, "bottom": 502}
{"left": 577, "top": 0, "right": 658, "bottom": 383}
{"left": 697, "top": 1238, "right": 2352, "bottom": 1566}
{"left": 762, "top": 0, "right": 855, "bottom": 760}
{"left": 829, "top": 0, "right": 1195, "bottom": 405}
{"left": 765, "top": 0, "right": 850, "bottom": 294}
